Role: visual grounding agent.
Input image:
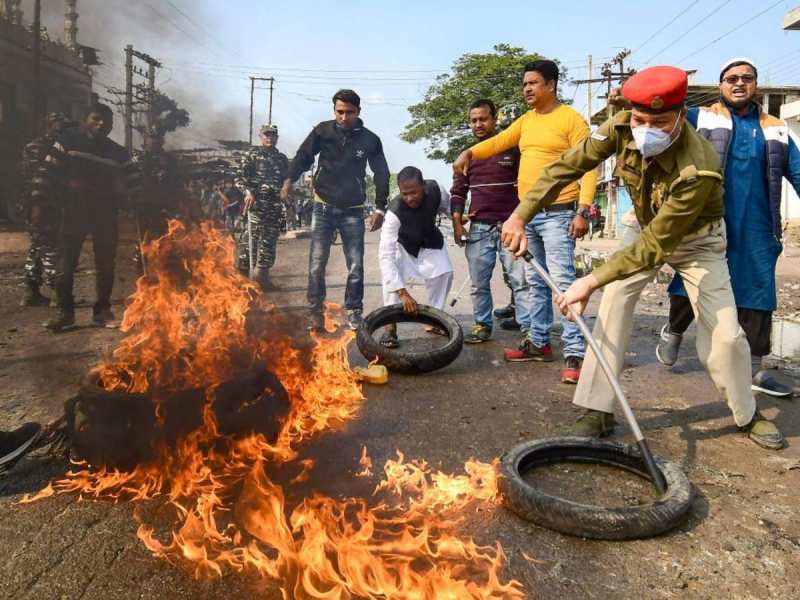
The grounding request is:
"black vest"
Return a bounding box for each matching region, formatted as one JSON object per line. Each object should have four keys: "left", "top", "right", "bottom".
{"left": 388, "top": 180, "right": 444, "bottom": 257}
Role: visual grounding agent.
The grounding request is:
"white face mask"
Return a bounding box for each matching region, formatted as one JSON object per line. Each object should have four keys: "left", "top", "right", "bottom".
{"left": 632, "top": 115, "right": 682, "bottom": 158}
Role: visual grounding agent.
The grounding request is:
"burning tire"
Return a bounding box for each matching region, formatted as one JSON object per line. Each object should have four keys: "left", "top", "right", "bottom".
{"left": 498, "top": 437, "right": 694, "bottom": 540}
{"left": 356, "top": 304, "right": 463, "bottom": 374}
{"left": 64, "top": 366, "right": 291, "bottom": 470}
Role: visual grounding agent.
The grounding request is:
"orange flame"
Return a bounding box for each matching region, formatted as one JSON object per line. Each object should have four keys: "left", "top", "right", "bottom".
{"left": 23, "top": 221, "right": 526, "bottom": 598}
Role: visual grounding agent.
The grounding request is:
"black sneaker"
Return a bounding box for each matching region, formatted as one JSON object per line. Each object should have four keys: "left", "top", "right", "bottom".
{"left": 92, "top": 308, "right": 119, "bottom": 328}
{"left": 752, "top": 370, "right": 794, "bottom": 398}
{"left": 499, "top": 317, "right": 521, "bottom": 331}
{"left": 493, "top": 303, "right": 515, "bottom": 320}
{"left": 0, "top": 423, "right": 43, "bottom": 470}
{"left": 43, "top": 310, "right": 76, "bottom": 332}
{"left": 346, "top": 309, "right": 363, "bottom": 331}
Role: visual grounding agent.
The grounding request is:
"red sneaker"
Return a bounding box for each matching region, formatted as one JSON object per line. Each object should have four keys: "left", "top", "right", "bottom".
{"left": 561, "top": 356, "right": 582, "bottom": 384}
{"left": 504, "top": 340, "right": 554, "bottom": 362}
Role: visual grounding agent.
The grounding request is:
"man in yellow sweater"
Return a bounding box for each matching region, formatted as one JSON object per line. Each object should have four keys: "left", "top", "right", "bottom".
{"left": 454, "top": 60, "right": 597, "bottom": 384}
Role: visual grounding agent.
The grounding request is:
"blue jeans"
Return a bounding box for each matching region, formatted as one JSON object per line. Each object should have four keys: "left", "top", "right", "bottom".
{"left": 524, "top": 209, "right": 585, "bottom": 358}
{"left": 308, "top": 203, "right": 365, "bottom": 313}
{"left": 465, "top": 222, "right": 531, "bottom": 329}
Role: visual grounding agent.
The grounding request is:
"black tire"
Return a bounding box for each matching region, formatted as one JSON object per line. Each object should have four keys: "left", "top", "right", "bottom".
{"left": 356, "top": 304, "right": 463, "bottom": 374}
{"left": 499, "top": 437, "right": 694, "bottom": 540}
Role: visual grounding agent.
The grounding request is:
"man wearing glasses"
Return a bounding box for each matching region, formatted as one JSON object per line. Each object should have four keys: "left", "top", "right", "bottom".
{"left": 657, "top": 58, "right": 800, "bottom": 399}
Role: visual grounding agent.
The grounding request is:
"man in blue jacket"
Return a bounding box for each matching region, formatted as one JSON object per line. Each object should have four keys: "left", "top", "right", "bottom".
{"left": 281, "top": 89, "right": 390, "bottom": 331}
{"left": 657, "top": 58, "right": 800, "bottom": 398}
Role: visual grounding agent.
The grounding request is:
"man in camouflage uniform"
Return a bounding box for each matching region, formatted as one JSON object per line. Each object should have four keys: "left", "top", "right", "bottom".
{"left": 235, "top": 124, "right": 289, "bottom": 290}
{"left": 19, "top": 112, "right": 69, "bottom": 306}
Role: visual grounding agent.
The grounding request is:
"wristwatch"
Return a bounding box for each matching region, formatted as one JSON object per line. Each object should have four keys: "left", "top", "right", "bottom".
{"left": 576, "top": 206, "right": 591, "bottom": 220}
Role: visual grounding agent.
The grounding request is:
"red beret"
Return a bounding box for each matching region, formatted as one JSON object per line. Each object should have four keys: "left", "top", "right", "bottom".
{"left": 622, "top": 66, "right": 688, "bottom": 112}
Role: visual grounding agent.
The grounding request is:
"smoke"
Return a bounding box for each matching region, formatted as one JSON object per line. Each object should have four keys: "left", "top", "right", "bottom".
{"left": 19, "top": 0, "right": 250, "bottom": 149}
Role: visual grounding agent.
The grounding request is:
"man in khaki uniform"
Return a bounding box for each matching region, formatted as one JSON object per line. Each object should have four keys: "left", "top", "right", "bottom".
{"left": 501, "top": 66, "right": 783, "bottom": 450}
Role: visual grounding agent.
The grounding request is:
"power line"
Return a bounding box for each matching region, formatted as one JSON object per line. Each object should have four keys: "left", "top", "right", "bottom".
{"left": 631, "top": 0, "right": 700, "bottom": 55}
{"left": 162, "top": 0, "right": 235, "bottom": 57}
{"left": 643, "top": 0, "right": 733, "bottom": 65}
{"left": 142, "top": 1, "right": 222, "bottom": 58}
{"left": 163, "top": 64, "right": 437, "bottom": 86}
{"left": 169, "top": 62, "right": 438, "bottom": 81}
{"left": 162, "top": 58, "right": 449, "bottom": 75}
{"left": 677, "top": 0, "right": 786, "bottom": 64}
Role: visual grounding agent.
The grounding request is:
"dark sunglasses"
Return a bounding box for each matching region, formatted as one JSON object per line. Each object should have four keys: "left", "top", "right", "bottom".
{"left": 723, "top": 74, "right": 756, "bottom": 85}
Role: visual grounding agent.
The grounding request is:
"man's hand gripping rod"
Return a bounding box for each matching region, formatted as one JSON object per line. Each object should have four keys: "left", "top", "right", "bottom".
{"left": 521, "top": 251, "right": 668, "bottom": 495}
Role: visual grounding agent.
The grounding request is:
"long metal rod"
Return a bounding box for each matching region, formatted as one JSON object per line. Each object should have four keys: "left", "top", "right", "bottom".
{"left": 522, "top": 252, "right": 667, "bottom": 495}
{"left": 247, "top": 212, "right": 255, "bottom": 276}
{"left": 449, "top": 275, "right": 471, "bottom": 307}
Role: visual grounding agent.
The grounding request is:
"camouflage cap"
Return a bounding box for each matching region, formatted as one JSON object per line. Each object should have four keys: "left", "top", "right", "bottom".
{"left": 260, "top": 124, "right": 278, "bottom": 136}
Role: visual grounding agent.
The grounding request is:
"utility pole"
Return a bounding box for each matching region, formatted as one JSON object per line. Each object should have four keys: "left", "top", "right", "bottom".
{"left": 573, "top": 49, "right": 634, "bottom": 239}
{"left": 249, "top": 77, "right": 255, "bottom": 146}
{"left": 248, "top": 75, "right": 276, "bottom": 145}
{"left": 125, "top": 44, "right": 133, "bottom": 153}
{"left": 587, "top": 54, "right": 592, "bottom": 124}
{"left": 121, "top": 45, "right": 162, "bottom": 152}
{"left": 147, "top": 61, "right": 157, "bottom": 141}
{"left": 267, "top": 77, "right": 275, "bottom": 125}
{"left": 31, "top": 0, "right": 41, "bottom": 137}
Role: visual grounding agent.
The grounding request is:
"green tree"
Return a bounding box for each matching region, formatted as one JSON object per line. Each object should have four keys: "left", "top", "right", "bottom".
{"left": 365, "top": 173, "right": 399, "bottom": 205}
{"left": 401, "top": 44, "right": 569, "bottom": 163}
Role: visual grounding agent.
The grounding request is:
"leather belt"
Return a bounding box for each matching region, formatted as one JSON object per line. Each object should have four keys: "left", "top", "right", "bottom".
{"left": 543, "top": 200, "right": 577, "bottom": 213}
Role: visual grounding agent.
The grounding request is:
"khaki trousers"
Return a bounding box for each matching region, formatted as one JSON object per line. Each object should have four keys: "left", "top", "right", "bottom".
{"left": 574, "top": 221, "right": 756, "bottom": 426}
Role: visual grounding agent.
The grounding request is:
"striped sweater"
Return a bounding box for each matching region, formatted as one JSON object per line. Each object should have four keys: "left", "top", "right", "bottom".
{"left": 450, "top": 145, "right": 520, "bottom": 222}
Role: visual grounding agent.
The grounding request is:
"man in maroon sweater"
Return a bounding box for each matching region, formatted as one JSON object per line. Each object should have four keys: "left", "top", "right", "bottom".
{"left": 451, "top": 99, "right": 531, "bottom": 344}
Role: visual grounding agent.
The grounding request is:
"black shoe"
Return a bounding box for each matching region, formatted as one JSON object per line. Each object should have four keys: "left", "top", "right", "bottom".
{"left": 20, "top": 285, "right": 49, "bottom": 307}
{"left": 92, "top": 308, "right": 119, "bottom": 328}
{"left": 0, "top": 423, "right": 43, "bottom": 470}
{"left": 308, "top": 311, "right": 325, "bottom": 332}
{"left": 346, "top": 309, "right": 364, "bottom": 331}
{"left": 499, "top": 317, "right": 521, "bottom": 331}
{"left": 493, "top": 304, "right": 515, "bottom": 320}
{"left": 43, "top": 310, "right": 76, "bottom": 332}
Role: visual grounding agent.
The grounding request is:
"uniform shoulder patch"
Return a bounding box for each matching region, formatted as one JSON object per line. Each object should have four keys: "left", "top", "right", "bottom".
{"left": 590, "top": 132, "right": 608, "bottom": 141}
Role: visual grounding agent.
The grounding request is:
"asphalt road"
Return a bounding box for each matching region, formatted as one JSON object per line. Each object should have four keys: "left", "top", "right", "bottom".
{"left": 1, "top": 223, "right": 799, "bottom": 599}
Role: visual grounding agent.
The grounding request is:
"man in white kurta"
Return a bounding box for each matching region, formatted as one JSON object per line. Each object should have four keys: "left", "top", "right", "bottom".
{"left": 378, "top": 168, "right": 453, "bottom": 345}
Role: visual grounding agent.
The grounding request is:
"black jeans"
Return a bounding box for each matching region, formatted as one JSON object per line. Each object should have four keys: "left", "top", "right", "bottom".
{"left": 56, "top": 202, "right": 118, "bottom": 314}
{"left": 668, "top": 294, "right": 772, "bottom": 356}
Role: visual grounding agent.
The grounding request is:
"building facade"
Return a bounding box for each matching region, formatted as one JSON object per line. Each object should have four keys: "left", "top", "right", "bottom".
{"left": 0, "top": 3, "right": 92, "bottom": 221}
